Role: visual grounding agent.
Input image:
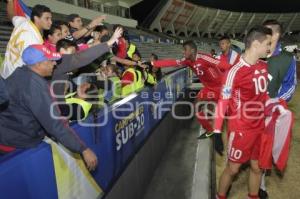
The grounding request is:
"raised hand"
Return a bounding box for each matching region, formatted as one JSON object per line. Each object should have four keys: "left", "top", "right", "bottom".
{"left": 107, "top": 27, "right": 123, "bottom": 47}
{"left": 89, "top": 15, "right": 107, "bottom": 28}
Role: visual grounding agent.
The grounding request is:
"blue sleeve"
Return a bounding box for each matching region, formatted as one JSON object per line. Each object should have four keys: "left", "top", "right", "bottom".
{"left": 277, "top": 57, "right": 297, "bottom": 102}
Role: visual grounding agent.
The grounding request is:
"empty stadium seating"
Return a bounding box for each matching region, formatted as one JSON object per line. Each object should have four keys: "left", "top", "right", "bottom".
{"left": 0, "top": 1, "right": 12, "bottom": 55}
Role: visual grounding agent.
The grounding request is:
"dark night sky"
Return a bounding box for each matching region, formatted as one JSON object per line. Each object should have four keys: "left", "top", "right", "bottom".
{"left": 131, "top": 0, "right": 300, "bottom": 25}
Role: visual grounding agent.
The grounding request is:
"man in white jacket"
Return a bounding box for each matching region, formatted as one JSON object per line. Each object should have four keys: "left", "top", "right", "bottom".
{"left": 1, "top": 2, "right": 52, "bottom": 78}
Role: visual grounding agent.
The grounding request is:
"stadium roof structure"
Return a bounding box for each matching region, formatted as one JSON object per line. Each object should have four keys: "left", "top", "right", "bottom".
{"left": 137, "top": 0, "right": 300, "bottom": 39}
{"left": 188, "top": 0, "right": 300, "bottom": 13}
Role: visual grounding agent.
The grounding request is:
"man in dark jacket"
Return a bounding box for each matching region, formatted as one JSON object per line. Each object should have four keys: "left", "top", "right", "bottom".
{"left": 258, "top": 19, "right": 298, "bottom": 199}
{"left": 0, "top": 45, "right": 97, "bottom": 170}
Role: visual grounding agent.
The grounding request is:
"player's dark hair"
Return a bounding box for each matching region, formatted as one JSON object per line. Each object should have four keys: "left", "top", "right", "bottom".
{"left": 244, "top": 25, "right": 272, "bottom": 49}
{"left": 183, "top": 40, "right": 197, "bottom": 52}
{"left": 219, "top": 35, "right": 231, "bottom": 41}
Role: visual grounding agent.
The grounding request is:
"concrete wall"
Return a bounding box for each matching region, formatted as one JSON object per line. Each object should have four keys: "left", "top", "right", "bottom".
{"left": 23, "top": 0, "right": 138, "bottom": 27}
{"left": 104, "top": 95, "right": 193, "bottom": 199}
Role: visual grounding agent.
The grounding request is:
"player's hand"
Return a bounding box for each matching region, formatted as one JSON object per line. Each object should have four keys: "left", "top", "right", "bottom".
{"left": 82, "top": 148, "right": 98, "bottom": 171}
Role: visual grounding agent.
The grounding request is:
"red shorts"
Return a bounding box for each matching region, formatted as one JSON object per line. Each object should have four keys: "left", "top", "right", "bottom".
{"left": 197, "top": 87, "right": 219, "bottom": 101}
{"left": 227, "top": 130, "right": 262, "bottom": 163}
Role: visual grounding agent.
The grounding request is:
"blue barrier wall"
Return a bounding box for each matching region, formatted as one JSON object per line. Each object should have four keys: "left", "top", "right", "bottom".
{"left": 0, "top": 144, "right": 58, "bottom": 198}
{"left": 0, "top": 68, "right": 188, "bottom": 199}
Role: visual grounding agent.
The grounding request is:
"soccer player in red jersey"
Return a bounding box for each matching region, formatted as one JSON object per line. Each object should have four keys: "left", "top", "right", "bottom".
{"left": 216, "top": 36, "right": 240, "bottom": 72}
{"left": 152, "top": 41, "right": 229, "bottom": 153}
{"left": 210, "top": 26, "right": 272, "bottom": 199}
{"left": 152, "top": 40, "right": 227, "bottom": 102}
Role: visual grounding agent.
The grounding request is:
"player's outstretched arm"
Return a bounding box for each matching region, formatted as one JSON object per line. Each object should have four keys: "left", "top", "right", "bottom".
{"left": 152, "top": 59, "right": 184, "bottom": 68}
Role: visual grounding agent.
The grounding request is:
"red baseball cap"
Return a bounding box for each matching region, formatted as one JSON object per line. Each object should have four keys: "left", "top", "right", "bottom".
{"left": 22, "top": 44, "right": 62, "bottom": 65}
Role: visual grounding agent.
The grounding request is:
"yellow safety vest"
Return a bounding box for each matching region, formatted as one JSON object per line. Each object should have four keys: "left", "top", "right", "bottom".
{"left": 146, "top": 73, "right": 157, "bottom": 85}
{"left": 127, "top": 44, "right": 136, "bottom": 59}
{"left": 65, "top": 92, "right": 92, "bottom": 120}
{"left": 109, "top": 76, "right": 122, "bottom": 101}
{"left": 121, "top": 68, "right": 144, "bottom": 96}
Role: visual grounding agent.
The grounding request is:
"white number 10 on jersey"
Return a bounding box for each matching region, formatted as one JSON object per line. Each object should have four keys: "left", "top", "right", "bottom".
{"left": 252, "top": 76, "right": 267, "bottom": 95}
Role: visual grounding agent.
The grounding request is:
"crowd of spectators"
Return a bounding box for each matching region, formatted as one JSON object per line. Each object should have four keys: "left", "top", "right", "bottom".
{"left": 0, "top": 2, "right": 162, "bottom": 170}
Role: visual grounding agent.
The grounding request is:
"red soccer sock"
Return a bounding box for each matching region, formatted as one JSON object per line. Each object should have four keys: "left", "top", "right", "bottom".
{"left": 196, "top": 111, "right": 213, "bottom": 132}
{"left": 247, "top": 194, "right": 259, "bottom": 199}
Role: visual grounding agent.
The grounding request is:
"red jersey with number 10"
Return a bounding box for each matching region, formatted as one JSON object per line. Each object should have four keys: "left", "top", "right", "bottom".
{"left": 214, "top": 58, "right": 269, "bottom": 132}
